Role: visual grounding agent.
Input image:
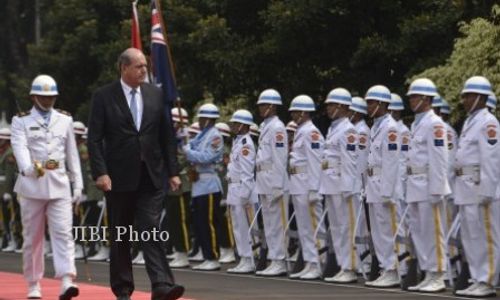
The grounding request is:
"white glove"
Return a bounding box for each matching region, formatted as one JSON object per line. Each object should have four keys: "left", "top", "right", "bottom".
{"left": 272, "top": 188, "right": 284, "bottom": 201}
{"left": 72, "top": 188, "right": 82, "bottom": 203}
{"left": 22, "top": 166, "right": 36, "bottom": 177}
{"left": 381, "top": 196, "right": 392, "bottom": 203}
{"left": 308, "top": 191, "right": 321, "bottom": 202}
{"left": 480, "top": 197, "right": 493, "bottom": 205}
{"left": 182, "top": 143, "right": 191, "bottom": 153}
{"left": 3, "top": 193, "right": 12, "bottom": 202}
{"left": 429, "top": 195, "right": 443, "bottom": 204}
{"left": 341, "top": 192, "right": 353, "bottom": 200}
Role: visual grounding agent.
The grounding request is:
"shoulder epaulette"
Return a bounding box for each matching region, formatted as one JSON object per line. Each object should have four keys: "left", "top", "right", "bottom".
{"left": 16, "top": 110, "right": 31, "bottom": 117}
{"left": 56, "top": 109, "right": 71, "bottom": 116}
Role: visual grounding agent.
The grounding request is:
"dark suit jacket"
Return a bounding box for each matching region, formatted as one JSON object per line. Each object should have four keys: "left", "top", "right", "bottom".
{"left": 87, "top": 80, "right": 178, "bottom": 192}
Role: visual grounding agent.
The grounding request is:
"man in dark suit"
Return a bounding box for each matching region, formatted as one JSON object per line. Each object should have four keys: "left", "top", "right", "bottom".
{"left": 87, "top": 48, "right": 184, "bottom": 300}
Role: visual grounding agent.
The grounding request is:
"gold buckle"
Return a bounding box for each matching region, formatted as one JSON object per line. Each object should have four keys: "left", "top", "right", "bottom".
{"left": 288, "top": 166, "right": 297, "bottom": 175}
{"left": 455, "top": 168, "right": 463, "bottom": 176}
{"left": 367, "top": 168, "right": 373, "bottom": 177}
{"left": 44, "top": 159, "right": 59, "bottom": 170}
{"left": 321, "top": 161, "right": 328, "bottom": 170}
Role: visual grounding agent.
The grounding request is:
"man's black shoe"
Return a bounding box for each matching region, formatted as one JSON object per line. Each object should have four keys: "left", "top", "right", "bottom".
{"left": 151, "top": 284, "right": 185, "bottom": 300}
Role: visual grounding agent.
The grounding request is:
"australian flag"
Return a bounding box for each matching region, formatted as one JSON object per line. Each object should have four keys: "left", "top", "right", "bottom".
{"left": 151, "top": 0, "right": 178, "bottom": 110}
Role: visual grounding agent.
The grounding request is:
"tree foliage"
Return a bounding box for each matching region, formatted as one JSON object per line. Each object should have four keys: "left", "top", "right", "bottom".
{"left": 0, "top": 0, "right": 497, "bottom": 124}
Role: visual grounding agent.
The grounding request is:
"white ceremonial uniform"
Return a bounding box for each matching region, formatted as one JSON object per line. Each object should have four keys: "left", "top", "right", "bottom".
{"left": 255, "top": 115, "right": 288, "bottom": 260}
{"left": 365, "top": 114, "right": 400, "bottom": 271}
{"left": 11, "top": 107, "right": 83, "bottom": 283}
{"left": 289, "top": 120, "right": 325, "bottom": 265}
{"left": 394, "top": 120, "right": 410, "bottom": 204}
{"left": 444, "top": 122, "right": 459, "bottom": 257}
{"left": 406, "top": 110, "right": 450, "bottom": 273}
{"left": 319, "top": 117, "right": 359, "bottom": 271}
{"left": 227, "top": 133, "right": 256, "bottom": 259}
{"left": 454, "top": 108, "right": 500, "bottom": 286}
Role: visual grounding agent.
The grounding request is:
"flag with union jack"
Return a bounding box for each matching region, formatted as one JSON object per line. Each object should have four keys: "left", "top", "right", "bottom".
{"left": 151, "top": 0, "right": 178, "bottom": 109}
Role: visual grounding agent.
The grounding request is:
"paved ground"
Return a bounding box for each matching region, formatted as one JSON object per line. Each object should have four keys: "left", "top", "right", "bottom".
{"left": 0, "top": 252, "right": 496, "bottom": 300}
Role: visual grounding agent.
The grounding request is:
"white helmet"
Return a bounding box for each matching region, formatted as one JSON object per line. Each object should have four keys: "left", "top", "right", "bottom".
{"left": 325, "top": 88, "right": 352, "bottom": 106}
{"left": 171, "top": 107, "right": 189, "bottom": 124}
{"left": 461, "top": 76, "right": 493, "bottom": 96}
{"left": 30, "top": 75, "right": 59, "bottom": 96}
{"left": 257, "top": 89, "right": 282, "bottom": 105}
{"left": 349, "top": 96, "right": 367, "bottom": 114}
{"left": 487, "top": 94, "right": 497, "bottom": 110}
{"left": 230, "top": 109, "right": 254, "bottom": 125}
{"left": 365, "top": 85, "right": 392, "bottom": 103}
{"left": 73, "top": 121, "right": 87, "bottom": 135}
{"left": 388, "top": 93, "right": 404, "bottom": 111}
{"left": 188, "top": 122, "right": 201, "bottom": 135}
{"left": 249, "top": 123, "right": 260, "bottom": 137}
{"left": 215, "top": 122, "right": 231, "bottom": 137}
{"left": 432, "top": 95, "right": 444, "bottom": 108}
{"left": 440, "top": 99, "right": 451, "bottom": 115}
{"left": 0, "top": 127, "right": 11, "bottom": 140}
{"left": 197, "top": 103, "right": 219, "bottom": 119}
{"left": 289, "top": 95, "right": 315, "bottom": 112}
{"left": 406, "top": 78, "right": 438, "bottom": 97}
{"left": 286, "top": 121, "right": 298, "bottom": 132}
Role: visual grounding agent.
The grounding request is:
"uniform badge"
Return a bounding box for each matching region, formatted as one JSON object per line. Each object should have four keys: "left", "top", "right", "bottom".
{"left": 388, "top": 130, "right": 398, "bottom": 151}
{"left": 311, "top": 142, "right": 320, "bottom": 149}
{"left": 487, "top": 124, "right": 497, "bottom": 145}
{"left": 433, "top": 126, "right": 444, "bottom": 146}
{"left": 29, "top": 126, "right": 40, "bottom": 131}
{"left": 359, "top": 134, "right": 367, "bottom": 150}
{"left": 275, "top": 132, "right": 284, "bottom": 148}
{"left": 241, "top": 147, "right": 250, "bottom": 156}
{"left": 211, "top": 136, "right": 222, "bottom": 149}
{"left": 242, "top": 138, "right": 247, "bottom": 145}
{"left": 401, "top": 134, "right": 409, "bottom": 151}
{"left": 311, "top": 131, "right": 321, "bottom": 142}
{"left": 346, "top": 133, "right": 356, "bottom": 151}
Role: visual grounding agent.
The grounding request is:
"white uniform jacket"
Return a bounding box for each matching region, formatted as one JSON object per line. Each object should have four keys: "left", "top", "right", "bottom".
{"left": 406, "top": 110, "right": 451, "bottom": 203}
{"left": 454, "top": 108, "right": 500, "bottom": 205}
{"left": 319, "top": 117, "right": 357, "bottom": 195}
{"left": 366, "top": 114, "right": 400, "bottom": 203}
{"left": 226, "top": 133, "right": 256, "bottom": 205}
{"left": 255, "top": 116, "right": 288, "bottom": 195}
{"left": 289, "top": 120, "right": 324, "bottom": 195}
{"left": 11, "top": 107, "right": 83, "bottom": 200}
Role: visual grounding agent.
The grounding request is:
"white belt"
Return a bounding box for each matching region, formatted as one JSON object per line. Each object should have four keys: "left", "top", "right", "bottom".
{"left": 198, "top": 173, "right": 218, "bottom": 180}
{"left": 289, "top": 165, "right": 307, "bottom": 175}
{"left": 406, "top": 165, "right": 427, "bottom": 176}
{"left": 367, "top": 166, "right": 381, "bottom": 177}
{"left": 256, "top": 162, "right": 272, "bottom": 172}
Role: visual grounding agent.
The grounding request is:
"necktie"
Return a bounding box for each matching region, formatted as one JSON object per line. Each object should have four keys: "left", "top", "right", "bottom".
{"left": 130, "top": 89, "right": 139, "bottom": 130}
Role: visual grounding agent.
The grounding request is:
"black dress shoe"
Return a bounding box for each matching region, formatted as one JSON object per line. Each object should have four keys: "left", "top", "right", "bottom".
{"left": 59, "top": 285, "right": 79, "bottom": 300}
{"left": 151, "top": 284, "right": 185, "bottom": 300}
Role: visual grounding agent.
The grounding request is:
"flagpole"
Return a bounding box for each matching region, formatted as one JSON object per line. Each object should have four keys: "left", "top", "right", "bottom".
{"left": 154, "top": 0, "right": 186, "bottom": 134}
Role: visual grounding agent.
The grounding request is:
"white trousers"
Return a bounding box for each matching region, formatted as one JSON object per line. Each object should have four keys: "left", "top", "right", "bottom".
{"left": 229, "top": 204, "right": 254, "bottom": 258}
{"left": 325, "top": 195, "right": 359, "bottom": 270}
{"left": 291, "top": 194, "right": 324, "bottom": 264}
{"left": 459, "top": 202, "right": 500, "bottom": 285}
{"left": 368, "top": 202, "right": 399, "bottom": 271}
{"left": 352, "top": 193, "right": 369, "bottom": 255}
{"left": 259, "top": 194, "right": 287, "bottom": 260}
{"left": 20, "top": 196, "right": 76, "bottom": 283}
{"left": 407, "top": 201, "right": 447, "bottom": 272}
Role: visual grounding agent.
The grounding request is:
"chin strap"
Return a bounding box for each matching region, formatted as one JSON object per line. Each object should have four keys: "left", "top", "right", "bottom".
{"left": 467, "top": 94, "right": 481, "bottom": 114}
{"left": 369, "top": 103, "right": 380, "bottom": 118}
{"left": 33, "top": 96, "right": 52, "bottom": 112}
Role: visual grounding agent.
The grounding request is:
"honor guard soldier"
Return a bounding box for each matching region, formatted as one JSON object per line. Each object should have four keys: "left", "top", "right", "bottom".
{"left": 388, "top": 93, "right": 410, "bottom": 207}
{"left": 363, "top": 85, "right": 401, "bottom": 288}
{"left": 405, "top": 78, "right": 451, "bottom": 292}
{"left": 319, "top": 88, "right": 358, "bottom": 283}
{"left": 348, "top": 97, "right": 371, "bottom": 264}
{"left": 215, "top": 122, "right": 236, "bottom": 264}
{"left": 166, "top": 107, "right": 192, "bottom": 268}
{"left": 254, "top": 89, "right": 289, "bottom": 277}
{"left": 11, "top": 75, "right": 82, "bottom": 299}
{"left": 287, "top": 95, "right": 325, "bottom": 280}
{"left": 454, "top": 76, "right": 500, "bottom": 297}
{"left": 183, "top": 103, "right": 224, "bottom": 271}
{"left": 226, "top": 110, "right": 257, "bottom": 274}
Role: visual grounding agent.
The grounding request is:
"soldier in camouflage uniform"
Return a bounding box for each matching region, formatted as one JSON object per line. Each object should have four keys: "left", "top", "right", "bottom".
{"left": 0, "top": 127, "right": 21, "bottom": 252}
